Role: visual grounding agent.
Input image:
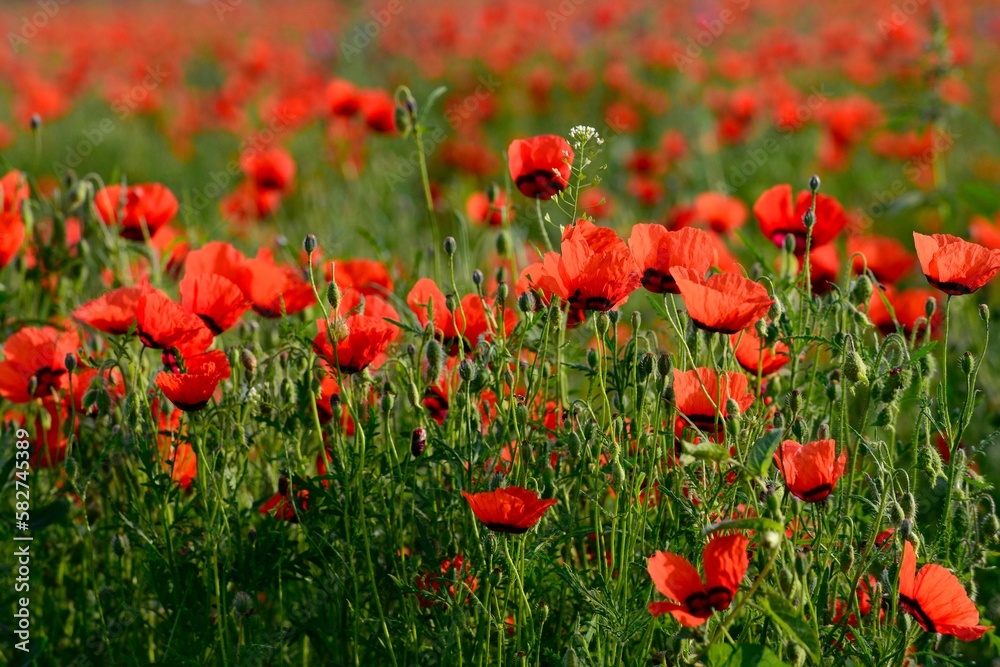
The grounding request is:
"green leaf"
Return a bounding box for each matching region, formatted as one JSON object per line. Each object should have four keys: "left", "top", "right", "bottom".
{"left": 708, "top": 643, "right": 789, "bottom": 667}
{"left": 758, "top": 594, "right": 821, "bottom": 665}
{"left": 702, "top": 517, "right": 785, "bottom": 536}
{"left": 681, "top": 440, "right": 731, "bottom": 462}
{"left": 746, "top": 427, "right": 783, "bottom": 477}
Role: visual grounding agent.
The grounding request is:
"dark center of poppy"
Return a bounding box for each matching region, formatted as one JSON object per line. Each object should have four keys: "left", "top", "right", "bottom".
{"left": 32, "top": 367, "right": 64, "bottom": 397}
{"left": 797, "top": 483, "right": 833, "bottom": 503}
{"left": 926, "top": 277, "right": 974, "bottom": 296}
{"left": 515, "top": 170, "right": 565, "bottom": 200}
{"left": 706, "top": 586, "right": 734, "bottom": 611}
{"left": 641, "top": 268, "right": 680, "bottom": 294}
{"left": 899, "top": 593, "right": 936, "bottom": 633}
{"left": 684, "top": 591, "right": 713, "bottom": 617}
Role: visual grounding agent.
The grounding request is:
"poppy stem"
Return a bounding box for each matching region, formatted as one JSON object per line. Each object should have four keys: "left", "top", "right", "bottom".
{"left": 535, "top": 198, "right": 554, "bottom": 253}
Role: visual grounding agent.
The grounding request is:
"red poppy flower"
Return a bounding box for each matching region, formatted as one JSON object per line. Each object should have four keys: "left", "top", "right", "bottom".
{"left": 673, "top": 368, "right": 754, "bottom": 431}
{"left": 162, "top": 442, "right": 197, "bottom": 490}
{"left": 1, "top": 170, "right": 29, "bottom": 214}
{"left": 313, "top": 314, "right": 395, "bottom": 375}
{"left": 466, "top": 189, "right": 513, "bottom": 227}
{"left": 848, "top": 234, "right": 915, "bottom": 284}
{"left": 136, "top": 284, "right": 214, "bottom": 356}
{"left": 647, "top": 534, "right": 750, "bottom": 627}
{"left": 0, "top": 212, "right": 26, "bottom": 269}
{"left": 156, "top": 349, "right": 231, "bottom": 412}
{"left": 72, "top": 286, "right": 142, "bottom": 335}
{"left": 325, "top": 258, "right": 394, "bottom": 296}
{"left": 898, "top": 540, "right": 991, "bottom": 641}
{"left": 407, "top": 279, "right": 515, "bottom": 353}
{"left": 774, "top": 439, "right": 847, "bottom": 502}
{"left": 578, "top": 186, "right": 613, "bottom": 219}
{"left": 241, "top": 248, "right": 315, "bottom": 317}
{"left": 94, "top": 183, "right": 179, "bottom": 241}
{"left": 179, "top": 273, "right": 251, "bottom": 335}
{"left": 520, "top": 221, "right": 640, "bottom": 323}
{"left": 326, "top": 78, "right": 360, "bottom": 117}
{"left": 358, "top": 89, "right": 397, "bottom": 133}
{"left": 866, "top": 286, "right": 940, "bottom": 336}
{"left": 692, "top": 192, "right": 748, "bottom": 234}
{"left": 415, "top": 555, "right": 479, "bottom": 608}
{"left": 259, "top": 476, "right": 308, "bottom": 523}
{"left": 507, "top": 134, "right": 574, "bottom": 199}
{"left": 672, "top": 267, "right": 773, "bottom": 334}
{"left": 240, "top": 147, "right": 296, "bottom": 193}
{"left": 461, "top": 486, "right": 558, "bottom": 534}
{"left": 753, "top": 185, "right": 849, "bottom": 253}
{"left": 970, "top": 214, "right": 1000, "bottom": 250}
{"left": 730, "top": 327, "right": 790, "bottom": 376}
{"left": 913, "top": 233, "right": 1000, "bottom": 296}
{"left": 220, "top": 181, "right": 284, "bottom": 225}
{"left": 0, "top": 326, "right": 79, "bottom": 403}
{"left": 628, "top": 225, "right": 717, "bottom": 294}
{"left": 184, "top": 241, "right": 249, "bottom": 284}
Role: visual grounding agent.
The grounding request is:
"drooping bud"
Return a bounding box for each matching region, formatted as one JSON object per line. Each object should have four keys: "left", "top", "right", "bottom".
{"left": 768, "top": 298, "right": 784, "bottom": 321}
{"left": 851, "top": 275, "right": 873, "bottom": 305}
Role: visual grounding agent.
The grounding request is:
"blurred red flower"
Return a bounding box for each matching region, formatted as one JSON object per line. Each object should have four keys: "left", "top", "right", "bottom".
{"left": 461, "top": 486, "right": 557, "bottom": 534}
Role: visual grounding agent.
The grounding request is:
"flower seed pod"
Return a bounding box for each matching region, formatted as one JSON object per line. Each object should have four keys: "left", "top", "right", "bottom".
{"left": 411, "top": 427, "right": 427, "bottom": 457}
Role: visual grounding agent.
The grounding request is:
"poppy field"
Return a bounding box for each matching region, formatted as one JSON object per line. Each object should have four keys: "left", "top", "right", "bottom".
{"left": 4, "top": 0, "right": 1000, "bottom": 665}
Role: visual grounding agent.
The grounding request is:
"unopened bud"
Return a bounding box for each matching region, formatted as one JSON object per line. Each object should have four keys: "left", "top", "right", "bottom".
{"left": 303, "top": 234, "right": 317, "bottom": 254}
{"left": 960, "top": 351, "right": 974, "bottom": 375}
{"left": 445, "top": 293, "right": 458, "bottom": 313}
{"left": 472, "top": 269, "right": 484, "bottom": 286}
{"left": 232, "top": 591, "right": 254, "bottom": 618}
{"left": 979, "top": 304, "right": 990, "bottom": 323}
{"left": 782, "top": 233, "right": 796, "bottom": 254}
{"left": 497, "top": 281, "right": 509, "bottom": 302}
{"left": 809, "top": 175, "right": 821, "bottom": 192}
{"left": 816, "top": 423, "right": 830, "bottom": 440}
{"left": 725, "top": 398, "right": 741, "bottom": 418}
{"left": 587, "top": 348, "right": 599, "bottom": 369}
{"left": 327, "top": 281, "right": 342, "bottom": 312}
{"left": 802, "top": 210, "right": 815, "bottom": 229}
{"left": 380, "top": 391, "right": 395, "bottom": 413}
{"left": 30, "top": 113, "right": 42, "bottom": 130}
{"left": 851, "top": 275, "right": 873, "bottom": 304}
{"left": 657, "top": 353, "right": 673, "bottom": 378}
{"left": 518, "top": 291, "right": 536, "bottom": 313}
{"left": 562, "top": 646, "right": 580, "bottom": 667}
{"left": 630, "top": 310, "right": 641, "bottom": 331}
{"left": 425, "top": 340, "right": 444, "bottom": 382}
{"left": 411, "top": 427, "right": 427, "bottom": 457}
{"left": 111, "top": 532, "right": 131, "bottom": 558}
{"left": 65, "top": 353, "right": 77, "bottom": 373}
{"left": 241, "top": 348, "right": 258, "bottom": 376}
{"left": 496, "top": 230, "right": 510, "bottom": 255}
{"left": 459, "top": 358, "right": 476, "bottom": 382}
{"left": 925, "top": 297, "right": 936, "bottom": 319}
{"left": 768, "top": 298, "right": 784, "bottom": 320}
{"left": 595, "top": 312, "right": 610, "bottom": 338}
{"left": 444, "top": 236, "right": 457, "bottom": 256}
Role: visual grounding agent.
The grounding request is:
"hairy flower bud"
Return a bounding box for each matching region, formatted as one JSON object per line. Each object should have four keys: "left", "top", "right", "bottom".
{"left": 960, "top": 351, "right": 974, "bottom": 375}
{"left": 459, "top": 358, "right": 476, "bottom": 382}
{"left": 327, "top": 281, "right": 342, "bottom": 312}
{"left": 425, "top": 340, "right": 444, "bottom": 383}
{"left": 595, "top": 312, "right": 610, "bottom": 338}
{"left": 518, "top": 290, "right": 536, "bottom": 314}
{"left": 979, "top": 303, "right": 990, "bottom": 323}
{"left": 851, "top": 275, "right": 873, "bottom": 305}
{"left": 657, "top": 353, "right": 673, "bottom": 378}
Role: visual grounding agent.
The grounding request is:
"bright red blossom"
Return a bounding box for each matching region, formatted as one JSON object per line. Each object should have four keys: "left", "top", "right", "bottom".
{"left": 647, "top": 534, "right": 750, "bottom": 627}
{"left": 628, "top": 225, "right": 717, "bottom": 294}
{"left": 0, "top": 326, "right": 79, "bottom": 403}
{"left": 95, "top": 183, "right": 179, "bottom": 241}
{"left": 155, "top": 349, "right": 231, "bottom": 412}
{"left": 753, "top": 185, "right": 849, "bottom": 253}
{"left": 461, "top": 486, "right": 557, "bottom": 534}
{"left": 672, "top": 267, "right": 773, "bottom": 334}
{"left": 507, "top": 135, "right": 574, "bottom": 199}
{"left": 912, "top": 232, "right": 1000, "bottom": 296}
{"left": 672, "top": 368, "right": 754, "bottom": 432}
{"left": 774, "top": 439, "right": 847, "bottom": 502}
{"left": 313, "top": 314, "right": 395, "bottom": 374}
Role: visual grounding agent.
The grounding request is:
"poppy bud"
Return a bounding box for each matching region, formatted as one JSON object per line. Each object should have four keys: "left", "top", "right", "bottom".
{"left": 425, "top": 340, "right": 444, "bottom": 382}
{"left": 405, "top": 343, "right": 417, "bottom": 361}
{"left": 765, "top": 322, "right": 781, "bottom": 346}
{"left": 70, "top": 181, "right": 90, "bottom": 209}
{"left": 825, "top": 378, "right": 841, "bottom": 402}
{"left": 851, "top": 309, "right": 872, "bottom": 328}
{"left": 918, "top": 442, "right": 945, "bottom": 481}
{"left": 788, "top": 642, "right": 807, "bottom": 667}
{"left": 595, "top": 312, "right": 610, "bottom": 338}
{"left": 517, "top": 291, "right": 536, "bottom": 314}
{"left": 444, "top": 236, "right": 457, "bottom": 256}
{"left": 661, "top": 385, "right": 674, "bottom": 403}
{"left": 407, "top": 381, "right": 421, "bottom": 408}
{"left": 766, "top": 486, "right": 784, "bottom": 517}
{"left": 790, "top": 416, "right": 805, "bottom": 441}
{"left": 960, "top": 351, "right": 974, "bottom": 375}
{"left": 802, "top": 210, "right": 815, "bottom": 230}
{"left": 64, "top": 352, "right": 77, "bottom": 373}
{"left": 778, "top": 567, "right": 797, "bottom": 597}
{"left": 232, "top": 591, "right": 254, "bottom": 619}
{"left": 785, "top": 390, "right": 801, "bottom": 414}
{"left": 875, "top": 404, "right": 897, "bottom": 427}
{"left": 380, "top": 391, "right": 395, "bottom": 414}
{"left": 899, "top": 518, "right": 913, "bottom": 540}
{"left": 925, "top": 297, "right": 936, "bottom": 319}
{"left": 489, "top": 567, "right": 503, "bottom": 587}
{"left": 982, "top": 513, "right": 1000, "bottom": 542}
{"left": 843, "top": 336, "right": 868, "bottom": 384}
{"left": 754, "top": 318, "right": 768, "bottom": 338}
{"left": 445, "top": 293, "right": 458, "bottom": 313}
{"left": 303, "top": 234, "right": 317, "bottom": 254}
{"left": 842, "top": 544, "right": 855, "bottom": 574}
{"left": 110, "top": 532, "right": 131, "bottom": 558}
{"left": 809, "top": 174, "right": 821, "bottom": 193}
{"left": 241, "top": 348, "right": 258, "bottom": 377}
{"left": 459, "top": 359, "right": 476, "bottom": 382}
{"left": 901, "top": 492, "right": 917, "bottom": 520}
{"left": 816, "top": 423, "right": 830, "bottom": 440}
{"left": 657, "top": 353, "right": 673, "bottom": 378}
{"left": 611, "top": 460, "right": 626, "bottom": 489}
{"left": 762, "top": 530, "right": 782, "bottom": 551}
{"left": 472, "top": 269, "right": 484, "bottom": 287}
{"left": 851, "top": 275, "right": 873, "bottom": 304}
{"left": 630, "top": 310, "right": 641, "bottom": 331}
{"left": 889, "top": 501, "right": 905, "bottom": 525}
{"left": 772, "top": 410, "right": 785, "bottom": 429}
{"left": 326, "top": 281, "right": 342, "bottom": 313}
{"left": 30, "top": 113, "right": 42, "bottom": 130}
{"left": 567, "top": 431, "right": 582, "bottom": 458}
{"left": 497, "top": 281, "right": 509, "bottom": 302}
{"left": 495, "top": 230, "right": 511, "bottom": 255}
{"left": 502, "top": 368, "right": 515, "bottom": 388}
{"left": 725, "top": 398, "right": 741, "bottom": 419}
{"left": 782, "top": 233, "right": 796, "bottom": 254}
{"left": 979, "top": 304, "right": 989, "bottom": 323}
{"left": 411, "top": 427, "right": 426, "bottom": 457}
{"left": 515, "top": 404, "right": 529, "bottom": 425}
{"left": 482, "top": 531, "right": 498, "bottom": 560}
{"left": 637, "top": 353, "right": 653, "bottom": 380}
{"left": 562, "top": 647, "right": 580, "bottom": 667}
{"left": 586, "top": 348, "right": 598, "bottom": 369}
